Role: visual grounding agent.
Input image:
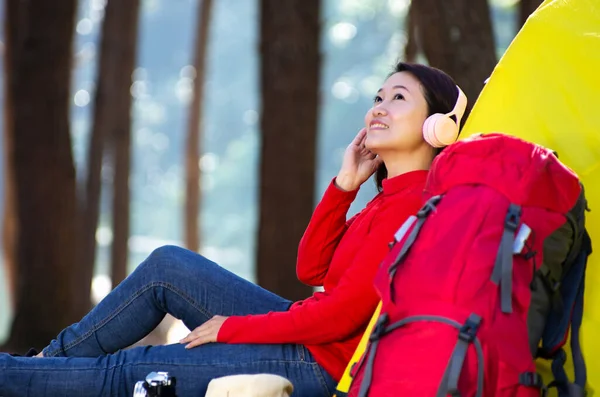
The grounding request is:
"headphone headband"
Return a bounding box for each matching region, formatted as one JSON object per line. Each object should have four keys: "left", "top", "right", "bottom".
{"left": 449, "top": 85, "right": 468, "bottom": 127}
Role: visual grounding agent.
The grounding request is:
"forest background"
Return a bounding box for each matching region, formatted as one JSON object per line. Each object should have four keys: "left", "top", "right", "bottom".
{"left": 0, "top": 0, "right": 541, "bottom": 351}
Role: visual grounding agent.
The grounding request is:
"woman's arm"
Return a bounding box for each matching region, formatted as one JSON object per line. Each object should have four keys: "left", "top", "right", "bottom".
{"left": 217, "top": 201, "right": 418, "bottom": 345}
{"left": 296, "top": 128, "right": 382, "bottom": 286}
{"left": 295, "top": 178, "right": 359, "bottom": 286}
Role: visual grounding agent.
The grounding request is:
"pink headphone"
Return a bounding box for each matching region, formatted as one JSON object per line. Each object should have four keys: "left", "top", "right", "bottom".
{"left": 422, "top": 86, "right": 468, "bottom": 148}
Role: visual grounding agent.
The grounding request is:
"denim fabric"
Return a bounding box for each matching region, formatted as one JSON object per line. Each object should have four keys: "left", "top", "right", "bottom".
{"left": 0, "top": 245, "right": 336, "bottom": 397}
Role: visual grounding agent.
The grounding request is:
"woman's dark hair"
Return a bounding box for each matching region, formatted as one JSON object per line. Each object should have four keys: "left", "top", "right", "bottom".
{"left": 374, "top": 62, "right": 471, "bottom": 191}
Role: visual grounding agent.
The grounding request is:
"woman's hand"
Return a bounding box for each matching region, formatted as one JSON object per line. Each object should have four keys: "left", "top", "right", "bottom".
{"left": 335, "top": 128, "right": 382, "bottom": 191}
{"left": 179, "top": 315, "right": 228, "bottom": 349}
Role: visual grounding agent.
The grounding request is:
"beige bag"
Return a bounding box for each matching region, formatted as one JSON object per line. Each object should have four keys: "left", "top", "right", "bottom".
{"left": 205, "top": 374, "right": 294, "bottom": 397}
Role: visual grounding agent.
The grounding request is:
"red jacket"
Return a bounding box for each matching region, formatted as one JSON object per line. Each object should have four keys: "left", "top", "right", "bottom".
{"left": 217, "top": 170, "right": 428, "bottom": 380}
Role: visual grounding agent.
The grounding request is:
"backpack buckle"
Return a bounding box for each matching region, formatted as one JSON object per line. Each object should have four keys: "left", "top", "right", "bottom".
{"left": 519, "top": 372, "right": 547, "bottom": 395}
{"left": 417, "top": 195, "right": 442, "bottom": 218}
{"left": 505, "top": 204, "right": 521, "bottom": 232}
{"left": 458, "top": 314, "right": 481, "bottom": 343}
{"left": 369, "top": 313, "right": 389, "bottom": 341}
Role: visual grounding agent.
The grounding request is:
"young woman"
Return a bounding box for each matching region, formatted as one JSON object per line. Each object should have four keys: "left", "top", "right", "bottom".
{"left": 0, "top": 62, "right": 468, "bottom": 397}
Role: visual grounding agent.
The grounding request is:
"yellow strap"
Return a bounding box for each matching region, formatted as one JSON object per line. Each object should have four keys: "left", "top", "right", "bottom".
{"left": 334, "top": 302, "right": 382, "bottom": 395}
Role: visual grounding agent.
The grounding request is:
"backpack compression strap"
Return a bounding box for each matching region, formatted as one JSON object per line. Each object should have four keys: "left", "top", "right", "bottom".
{"left": 357, "top": 313, "right": 484, "bottom": 397}
{"left": 388, "top": 195, "right": 443, "bottom": 302}
{"left": 491, "top": 203, "right": 521, "bottom": 314}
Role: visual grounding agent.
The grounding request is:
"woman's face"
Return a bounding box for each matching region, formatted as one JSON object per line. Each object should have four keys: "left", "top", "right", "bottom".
{"left": 364, "top": 71, "right": 430, "bottom": 153}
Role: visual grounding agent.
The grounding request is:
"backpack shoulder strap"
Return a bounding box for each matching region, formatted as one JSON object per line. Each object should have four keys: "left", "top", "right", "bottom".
{"left": 534, "top": 186, "right": 588, "bottom": 351}
{"left": 547, "top": 230, "right": 592, "bottom": 397}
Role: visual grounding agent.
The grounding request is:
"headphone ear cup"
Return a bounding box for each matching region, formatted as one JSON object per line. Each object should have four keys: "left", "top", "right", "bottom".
{"left": 423, "top": 114, "right": 445, "bottom": 148}
{"left": 423, "top": 114, "right": 459, "bottom": 148}
{"left": 422, "top": 115, "right": 435, "bottom": 146}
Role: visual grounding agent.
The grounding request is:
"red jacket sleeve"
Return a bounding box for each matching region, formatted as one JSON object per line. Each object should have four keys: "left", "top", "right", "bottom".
{"left": 295, "top": 178, "right": 360, "bottom": 287}
{"left": 217, "top": 207, "right": 415, "bottom": 345}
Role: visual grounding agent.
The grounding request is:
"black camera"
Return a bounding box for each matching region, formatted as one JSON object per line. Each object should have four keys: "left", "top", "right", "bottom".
{"left": 133, "top": 371, "right": 177, "bottom": 397}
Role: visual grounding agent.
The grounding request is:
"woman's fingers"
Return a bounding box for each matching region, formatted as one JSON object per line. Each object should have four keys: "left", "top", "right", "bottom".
{"left": 179, "top": 315, "right": 227, "bottom": 349}
{"left": 181, "top": 325, "right": 214, "bottom": 348}
{"left": 180, "top": 322, "right": 211, "bottom": 343}
{"left": 358, "top": 129, "right": 368, "bottom": 148}
{"left": 179, "top": 328, "right": 199, "bottom": 344}
{"left": 185, "top": 329, "right": 213, "bottom": 348}
{"left": 351, "top": 128, "right": 367, "bottom": 146}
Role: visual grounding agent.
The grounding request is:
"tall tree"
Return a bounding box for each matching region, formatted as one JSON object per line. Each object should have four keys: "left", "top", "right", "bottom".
{"left": 184, "top": 0, "right": 213, "bottom": 253}
{"left": 1, "top": 126, "right": 16, "bottom": 312}
{"left": 2, "top": 0, "right": 18, "bottom": 312}
{"left": 109, "top": 0, "right": 142, "bottom": 287}
{"left": 2, "top": 0, "right": 79, "bottom": 351}
{"left": 406, "top": 0, "right": 497, "bottom": 104}
{"left": 519, "top": 0, "right": 543, "bottom": 29}
{"left": 256, "top": 0, "right": 320, "bottom": 301}
{"left": 404, "top": 2, "right": 419, "bottom": 63}
{"left": 134, "top": 0, "right": 216, "bottom": 349}
{"left": 77, "top": 0, "right": 141, "bottom": 315}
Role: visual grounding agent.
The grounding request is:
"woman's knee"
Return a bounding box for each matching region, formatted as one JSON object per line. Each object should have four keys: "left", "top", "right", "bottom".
{"left": 140, "top": 245, "right": 216, "bottom": 279}
{"left": 147, "top": 245, "right": 189, "bottom": 262}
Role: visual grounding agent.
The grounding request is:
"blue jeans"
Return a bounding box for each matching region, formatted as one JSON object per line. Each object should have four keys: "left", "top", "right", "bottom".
{"left": 0, "top": 245, "right": 337, "bottom": 397}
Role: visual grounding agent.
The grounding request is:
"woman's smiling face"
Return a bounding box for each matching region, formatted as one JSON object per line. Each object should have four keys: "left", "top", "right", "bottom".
{"left": 364, "top": 71, "right": 430, "bottom": 154}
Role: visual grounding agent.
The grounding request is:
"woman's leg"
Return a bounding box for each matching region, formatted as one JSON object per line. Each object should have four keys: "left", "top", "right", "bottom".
{"left": 42, "top": 245, "right": 293, "bottom": 358}
{"left": 1, "top": 342, "right": 336, "bottom": 397}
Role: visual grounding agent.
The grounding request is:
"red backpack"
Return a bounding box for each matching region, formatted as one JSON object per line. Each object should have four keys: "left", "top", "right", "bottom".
{"left": 348, "top": 133, "right": 589, "bottom": 396}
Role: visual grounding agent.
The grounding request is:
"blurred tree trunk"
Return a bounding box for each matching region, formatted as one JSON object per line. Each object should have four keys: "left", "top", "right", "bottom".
{"left": 404, "top": 3, "right": 419, "bottom": 63}
{"left": 1, "top": 127, "right": 16, "bottom": 312}
{"left": 184, "top": 0, "right": 213, "bottom": 253}
{"left": 77, "top": 0, "right": 141, "bottom": 317}
{"left": 519, "top": 0, "right": 543, "bottom": 29}
{"left": 132, "top": 0, "right": 216, "bottom": 350}
{"left": 109, "top": 0, "right": 141, "bottom": 288}
{"left": 256, "top": 0, "right": 319, "bottom": 301}
{"left": 407, "top": 0, "right": 497, "bottom": 103}
{"left": 2, "top": 0, "right": 18, "bottom": 312}
{"left": 2, "top": 0, "right": 79, "bottom": 352}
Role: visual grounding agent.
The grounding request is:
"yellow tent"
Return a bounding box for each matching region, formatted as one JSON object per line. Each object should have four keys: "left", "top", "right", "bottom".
{"left": 335, "top": 0, "right": 600, "bottom": 395}
{"left": 461, "top": 0, "right": 600, "bottom": 393}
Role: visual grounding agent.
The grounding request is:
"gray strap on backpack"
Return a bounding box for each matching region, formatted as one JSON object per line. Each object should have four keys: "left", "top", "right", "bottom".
{"left": 358, "top": 313, "right": 484, "bottom": 397}
{"left": 393, "top": 196, "right": 442, "bottom": 267}
{"left": 491, "top": 204, "right": 521, "bottom": 313}
{"left": 435, "top": 314, "right": 484, "bottom": 397}
{"left": 388, "top": 195, "right": 443, "bottom": 301}
{"left": 357, "top": 314, "right": 389, "bottom": 397}
{"left": 566, "top": 383, "right": 586, "bottom": 397}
